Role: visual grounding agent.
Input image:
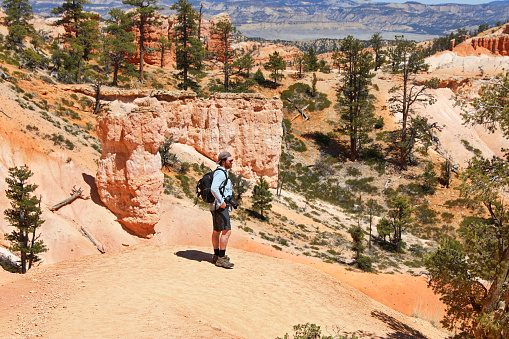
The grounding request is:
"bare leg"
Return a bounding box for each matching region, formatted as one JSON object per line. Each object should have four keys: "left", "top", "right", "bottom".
{"left": 219, "top": 229, "right": 231, "bottom": 250}
{"left": 212, "top": 230, "right": 220, "bottom": 249}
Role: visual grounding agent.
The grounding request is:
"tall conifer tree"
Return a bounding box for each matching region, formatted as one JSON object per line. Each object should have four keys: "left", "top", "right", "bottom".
{"left": 51, "top": 0, "right": 100, "bottom": 83}
{"left": 4, "top": 165, "right": 47, "bottom": 274}
{"left": 336, "top": 35, "right": 375, "bottom": 161}
{"left": 264, "top": 51, "right": 285, "bottom": 84}
{"left": 386, "top": 36, "right": 435, "bottom": 169}
{"left": 122, "top": 0, "right": 162, "bottom": 83}
{"left": 210, "top": 18, "right": 237, "bottom": 92}
{"left": 252, "top": 176, "right": 273, "bottom": 219}
{"left": 2, "top": 0, "right": 34, "bottom": 47}
{"left": 104, "top": 8, "right": 137, "bottom": 86}
{"left": 171, "top": 0, "right": 204, "bottom": 91}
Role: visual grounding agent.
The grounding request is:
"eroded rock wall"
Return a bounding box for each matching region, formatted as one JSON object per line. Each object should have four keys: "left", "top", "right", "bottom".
{"left": 470, "top": 36, "right": 509, "bottom": 56}
{"left": 96, "top": 92, "right": 283, "bottom": 237}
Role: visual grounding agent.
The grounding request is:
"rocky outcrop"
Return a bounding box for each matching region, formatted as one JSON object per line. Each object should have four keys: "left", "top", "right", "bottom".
{"left": 206, "top": 13, "right": 231, "bottom": 59}
{"left": 96, "top": 92, "right": 283, "bottom": 237}
{"left": 96, "top": 103, "right": 167, "bottom": 238}
{"left": 470, "top": 35, "right": 509, "bottom": 56}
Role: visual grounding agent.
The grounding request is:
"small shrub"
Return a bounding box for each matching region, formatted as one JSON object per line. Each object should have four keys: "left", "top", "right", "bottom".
{"left": 346, "top": 167, "right": 361, "bottom": 177}
{"left": 345, "top": 177, "right": 378, "bottom": 194}
{"left": 26, "top": 125, "right": 38, "bottom": 131}
{"left": 241, "top": 226, "right": 253, "bottom": 233}
{"left": 441, "top": 212, "right": 454, "bottom": 223}
{"left": 91, "top": 143, "right": 102, "bottom": 153}
{"left": 357, "top": 255, "right": 374, "bottom": 272}
{"left": 373, "top": 116, "right": 384, "bottom": 129}
{"left": 151, "top": 81, "right": 164, "bottom": 89}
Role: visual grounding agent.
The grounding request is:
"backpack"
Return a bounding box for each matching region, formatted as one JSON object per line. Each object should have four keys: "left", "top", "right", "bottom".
{"left": 196, "top": 168, "right": 228, "bottom": 203}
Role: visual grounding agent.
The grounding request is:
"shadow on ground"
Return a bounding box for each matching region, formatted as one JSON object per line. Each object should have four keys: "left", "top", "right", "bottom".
{"left": 371, "top": 310, "right": 427, "bottom": 339}
{"left": 175, "top": 249, "right": 213, "bottom": 263}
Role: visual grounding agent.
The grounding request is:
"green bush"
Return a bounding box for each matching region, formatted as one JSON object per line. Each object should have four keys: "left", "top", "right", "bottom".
{"left": 280, "top": 82, "right": 331, "bottom": 113}
{"left": 253, "top": 68, "right": 265, "bottom": 84}
{"left": 357, "top": 255, "right": 374, "bottom": 272}
{"left": 415, "top": 204, "right": 438, "bottom": 225}
{"left": 345, "top": 177, "right": 378, "bottom": 194}
{"left": 441, "top": 212, "right": 454, "bottom": 223}
{"left": 151, "top": 81, "right": 164, "bottom": 89}
{"left": 346, "top": 167, "right": 361, "bottom": 177}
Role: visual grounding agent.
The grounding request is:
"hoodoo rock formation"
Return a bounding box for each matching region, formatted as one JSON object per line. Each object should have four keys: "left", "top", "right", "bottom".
{"left": 96, "top": 103, "right": 167, "bottom": 238}
{"left": 455, "top": 24, "right": 509, "bottom": 56}
{"left": 96, "top": 91, "right": 283, "bottom": 237}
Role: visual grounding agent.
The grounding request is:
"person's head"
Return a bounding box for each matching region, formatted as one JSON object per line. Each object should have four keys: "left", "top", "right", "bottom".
{"left": 217, "top": 151, "right": 233, "bottom": 169}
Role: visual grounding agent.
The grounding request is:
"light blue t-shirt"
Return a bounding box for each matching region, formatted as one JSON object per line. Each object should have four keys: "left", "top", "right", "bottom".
{"left": 210, "top": 166, "right": 233, "bottom": 211}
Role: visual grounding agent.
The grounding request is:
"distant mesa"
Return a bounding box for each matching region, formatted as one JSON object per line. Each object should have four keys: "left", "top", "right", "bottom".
{"left": 29, "top": 0, "right": 509, "bottom": 41}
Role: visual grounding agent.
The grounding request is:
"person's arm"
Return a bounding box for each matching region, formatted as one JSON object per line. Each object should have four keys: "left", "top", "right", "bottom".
{"left": 211, "top": 170, "right": 227, "bottom": 208}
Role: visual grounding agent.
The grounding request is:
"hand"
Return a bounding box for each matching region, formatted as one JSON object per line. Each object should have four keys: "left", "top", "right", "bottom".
{"left": 220, "top": 202, "right": 227, "bottom": 209}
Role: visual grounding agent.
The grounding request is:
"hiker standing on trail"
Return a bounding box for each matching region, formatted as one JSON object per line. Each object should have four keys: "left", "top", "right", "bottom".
{"left": 211, "top": 151, "right": 235, "bottom": 268}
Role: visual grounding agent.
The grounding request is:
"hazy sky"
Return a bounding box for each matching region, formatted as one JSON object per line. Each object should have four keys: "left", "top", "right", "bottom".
{"left": 371, "top": 0, "right": 495, "bottom": 4}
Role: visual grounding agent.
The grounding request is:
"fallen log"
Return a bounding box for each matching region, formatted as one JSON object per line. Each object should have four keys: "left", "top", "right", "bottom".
{"left": 0, "top": 68, "right": 11, "bottom": 80}
{"left": 81, "top": 226, "right": 105, "bottom": 253}
{"left": 49, "top": 186, "right": 89, "bottom": 211}
{"left": 286, "top": 98, "right": 309, "bottom": 121}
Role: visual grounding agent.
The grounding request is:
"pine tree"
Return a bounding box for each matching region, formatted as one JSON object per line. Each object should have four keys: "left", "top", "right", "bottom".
{"left": 348, "top": 225, "right": 365, "bottom": 260}
{"left": 304, "top": 47, "right": 318, "bottom": 72}
{"left": 368, "top": 32, "right": 386, "bottom": 71}
{"left": 252, "top": 176, "right": 273, "bottom": 219}
{"left": 331, "top": 49, "right": 341, "bottom": 71}
{"left": 122, "top": 0, "right": 162, "bottom": 83}
{"left": 426, "top": 157, "right": 509, "bottom": 337}
{"left": 424, "top": 73, "right": 509, "bottom": 337}
{"left": 171, "top": 0, "right": 204, "bottom": 91}
{"left": 232, "top": 52, "right": 254, "bottom": 77}
{"left": 293, "top": 51, "right": 305, "bottom": 78}
{"left": 253, "top": 68, "right": 265, "bottom": 84}
{"left": 336, "top": 35, "right": 376, "bottom": 161}
{"left": 264, "top": 51, "right": 285, "bottom": 84}
{"left": 158, "top": 36, "right": 171, "bottom": 68}
{"left": 376, "top": 195, "right": 413, "bottom": 252}
{"left": 51, "top": 0, "right": 100, "bottom": 83}
{"left": 387, "top": 36, "right": 435, "bottom": 169}
{"left": 418, "top": 162, "right": 438, "bottom": 194}
{"left": 4, "top": 165, "right": 47, "bottom": 274}
{"left": 210, "top": 18, "right": 237, "bottom": 92}
{"left": 104, "top": 8, "right": 137, "bottom": 86}
{"left": 2, "top": 0, "right": 34, "bottom": 48}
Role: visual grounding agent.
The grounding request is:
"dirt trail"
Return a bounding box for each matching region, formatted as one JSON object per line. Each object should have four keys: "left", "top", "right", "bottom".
{"left": 0, "top": 244, "right": 447, "bottom": 339}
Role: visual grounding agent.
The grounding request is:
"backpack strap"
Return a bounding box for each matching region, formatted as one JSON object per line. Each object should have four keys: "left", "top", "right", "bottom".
{"left": 214, "top": 167, "right": 229, "bottom": 198}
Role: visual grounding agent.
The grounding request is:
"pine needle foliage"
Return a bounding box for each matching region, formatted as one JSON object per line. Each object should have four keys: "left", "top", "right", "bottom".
{"left": 4, "top": 165, "right": 47, "bottom": 274}
{"left": 252, "top": 176, "right": 273, "bottom": 219}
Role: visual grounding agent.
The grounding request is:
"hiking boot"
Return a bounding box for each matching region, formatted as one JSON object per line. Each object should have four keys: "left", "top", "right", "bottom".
{"left": 212, "top": 254, "right": 230, "bottom": 264}
{"left": 215, "top": 256, "right": 234, "bottom": 269}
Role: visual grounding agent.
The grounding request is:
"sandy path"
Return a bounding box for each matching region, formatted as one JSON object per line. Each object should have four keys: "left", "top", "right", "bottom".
{"left": 0, "top": 244, "right": 447, "bottom": 339}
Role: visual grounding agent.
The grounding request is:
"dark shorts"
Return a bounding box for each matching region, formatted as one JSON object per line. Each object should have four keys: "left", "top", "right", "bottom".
{"left": 211, "top": 208, "right": 231, "bottom": 232}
